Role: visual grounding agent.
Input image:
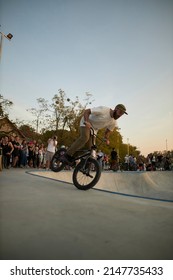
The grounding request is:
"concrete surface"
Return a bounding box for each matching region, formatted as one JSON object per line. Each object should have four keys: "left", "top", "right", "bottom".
{"left": 30, "top": 170, "right": 173, "bottom": 202}
{"left": 0, "top": 168, "right": 173, "bottom": 260}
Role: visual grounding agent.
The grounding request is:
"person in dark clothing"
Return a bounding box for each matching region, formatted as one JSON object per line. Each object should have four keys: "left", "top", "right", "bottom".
{"left": 12, "top": 136, "right": 21, "bottom": 167}
{"left": 2, "top": 136, "right": 14, "bottom": 168}
{"left": 110, "top": 148, "right": 118, "bottom": 171}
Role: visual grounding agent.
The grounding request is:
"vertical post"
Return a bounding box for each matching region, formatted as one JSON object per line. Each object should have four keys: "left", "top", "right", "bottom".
{"left": 55, "top": 108, "right": 58, "bottom": 131}
{"left": 55, "top": 98, "right": 59, "bottom": 131}
{"left": 127, "top": 138, "right": 129, "bottom": 170}
{"left": 117, "top": 133, "right": 119, "bottom": 169}
{"left": 166, "top": 139, "right": 168, "bottom": 152}
{"left": 0, "top": 31, "right": 13, "bottom": 61}
{"left": 127, "top": 138, "right": 129, "bottom": 156}
{"left": 0, "top": 33, "right": 3, "bottom": 61}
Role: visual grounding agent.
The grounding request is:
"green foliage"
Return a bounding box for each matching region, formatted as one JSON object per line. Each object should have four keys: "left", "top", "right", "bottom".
{"left": 0, "top": 94, "right": 13, "bottom": 117}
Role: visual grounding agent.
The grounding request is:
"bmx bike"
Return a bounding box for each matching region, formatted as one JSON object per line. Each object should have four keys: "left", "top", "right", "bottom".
{"left": 50, "top": 127, "right": 104, "bottom": 190}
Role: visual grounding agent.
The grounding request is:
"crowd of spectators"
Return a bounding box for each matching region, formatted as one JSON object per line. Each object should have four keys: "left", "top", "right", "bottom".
{"left": 0, "top": 135, "right": 47, "bottom": 170}
{"left": 106, "top": 151, "right": 173, "bottom": 172}
{"left": 93, "top": 149, "right": 173, "bottom": 172}
{"left": 0, "top": 135, "right": 172, "bottom": 172}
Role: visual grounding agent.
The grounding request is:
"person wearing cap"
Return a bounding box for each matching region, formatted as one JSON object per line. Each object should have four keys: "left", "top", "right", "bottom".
{"left": 64, "top": 104, "right": 128, "bottom": 163}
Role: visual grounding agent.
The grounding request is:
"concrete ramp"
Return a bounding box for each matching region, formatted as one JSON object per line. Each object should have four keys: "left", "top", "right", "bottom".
{"left": 29, "top": 170, "right": 173, "bottom": 202}
{"left": 95, "top": 171, "right": 173, "bottom": 201}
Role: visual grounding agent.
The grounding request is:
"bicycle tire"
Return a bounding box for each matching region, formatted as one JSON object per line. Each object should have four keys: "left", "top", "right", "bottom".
{"left": 50, "top": 148, "right": 66, "bottom": 172}
{"left": 73, "top": 157, "right": 101, "bottom": 190}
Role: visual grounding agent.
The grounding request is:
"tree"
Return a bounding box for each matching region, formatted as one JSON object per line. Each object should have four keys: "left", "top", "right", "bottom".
{"left": 49, "top": 90, "right": 94, "bottom": 144}
{"left": 27, "top": 98, "right": 50, "bottom": 133}
{"left": 0, "top": 94, "right": 13, "bottom": 117}
{"left": 27, "top": 89, "right": 94, "bottom": 137}
{"left": 51, "top": 89, "right": 91, "bottom": 132}
{"left": 24, "top": 90, "right": 95, "bottom": 148}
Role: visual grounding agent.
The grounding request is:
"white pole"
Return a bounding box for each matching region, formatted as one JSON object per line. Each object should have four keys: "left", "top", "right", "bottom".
{"left": 0, "top": 34, "right": 3, "bottom": 61}
{"left": 166, "top": 139, "right": 168, "bottom": 152}
{"left": 0, "top": 31, "right": 13, "bottom": 61}
{"left": 127, "top": 138, "right": 129, "bottom": 170}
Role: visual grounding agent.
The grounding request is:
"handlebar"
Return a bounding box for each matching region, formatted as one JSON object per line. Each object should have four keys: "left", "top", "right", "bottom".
{"left": 83, "top": 122, "right": 109, "bottom": 147}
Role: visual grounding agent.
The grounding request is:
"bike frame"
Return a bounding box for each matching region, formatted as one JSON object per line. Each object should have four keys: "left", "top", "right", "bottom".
{"left": 72, "top": 127, "right": 103, "bottom": 164}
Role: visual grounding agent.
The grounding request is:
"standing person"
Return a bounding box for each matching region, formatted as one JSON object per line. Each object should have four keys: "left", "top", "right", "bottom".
{"left": 28, "top": 141, "right": 35, "bottom": 167}
{"left": 35, "top": 143, "right": 39, "bottom": 168}
{"left": 12, "top": 136, "right": 21, "bottom": 167}
{"left": 64, "top": 104, "right": 128, "bottom": 163}
{"left": 110, "top": 148, "right": 118, "bottom": 171}
{"left": 20, "top": 140, "right": 28, "bottom": 167}
{"left": 124, "top": 154, "right": 129, "bottom": 171}
{"left": 2, "top": 136, "right": 14, "bottom": 169}
{"left": 38, "top": 143, "right": 44, "bottom": 168}
{"left": 46, "top": 136, "right": 58, "bottom": 170}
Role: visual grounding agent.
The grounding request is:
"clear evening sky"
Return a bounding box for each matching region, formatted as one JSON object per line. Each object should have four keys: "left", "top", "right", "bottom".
{"left": 0, "top": 0, "right": 173, "bottom": 156}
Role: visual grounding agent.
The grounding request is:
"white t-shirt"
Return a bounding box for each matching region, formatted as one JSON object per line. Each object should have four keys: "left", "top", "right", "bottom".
{"left": 80, "top": 106, "right": 117, "bottom": 131}
{"left": 47, "top": 139, "right": 57, "bottom": 153}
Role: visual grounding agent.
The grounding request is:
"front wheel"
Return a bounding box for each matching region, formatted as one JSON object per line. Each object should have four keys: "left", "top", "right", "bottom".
{"left": 50, "top": 148, "right": 66, "bottom": 172}
{"left": 73, "top": 157, "right": 101, "bottom": 190}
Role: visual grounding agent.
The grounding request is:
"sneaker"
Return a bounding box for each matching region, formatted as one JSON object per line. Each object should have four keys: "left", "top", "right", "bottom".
{"left": 63, "top": 153, "right": 75, "bottom": 165}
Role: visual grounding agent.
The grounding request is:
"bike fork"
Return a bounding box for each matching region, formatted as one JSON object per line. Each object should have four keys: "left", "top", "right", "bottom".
{"left": 80, "top": 157, "right": 93, "bottom": 178}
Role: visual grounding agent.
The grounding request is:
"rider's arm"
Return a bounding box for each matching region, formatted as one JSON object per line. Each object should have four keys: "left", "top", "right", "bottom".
{"left": 104, "top": 128, "right": 111, "bottom": 139}
{"left": 83, "top": 109, "right": 91, "bottom": 127}
{"left": 104, "top": 128, "right": 111, "bottom": 145}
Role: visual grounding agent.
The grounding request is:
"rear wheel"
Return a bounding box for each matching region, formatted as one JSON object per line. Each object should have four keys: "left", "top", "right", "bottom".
{"left": 73, "top": 157, "right": 101, "bottom": 190}
{"left": 50, "top": 148, "right": 66, "bottom": 172}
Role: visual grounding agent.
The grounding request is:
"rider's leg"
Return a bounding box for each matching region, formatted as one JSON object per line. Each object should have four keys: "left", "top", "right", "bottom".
{"left": 67, "top": 126, "right": 90, "bottom": 156}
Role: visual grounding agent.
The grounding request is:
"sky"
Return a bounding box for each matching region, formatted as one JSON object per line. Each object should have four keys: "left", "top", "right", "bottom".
{"left": 0, "top": 0, "right": 173, "bottom": 156}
